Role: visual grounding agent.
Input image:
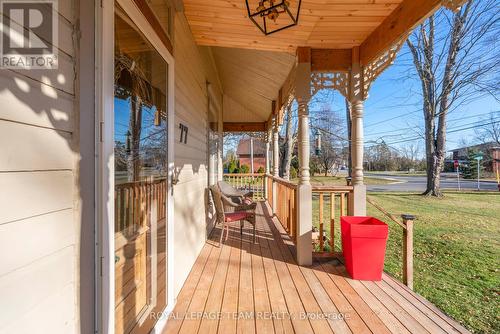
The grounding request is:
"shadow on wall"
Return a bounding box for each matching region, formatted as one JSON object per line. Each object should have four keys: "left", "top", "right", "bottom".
{"left": 0, "top": 60, "right": 96, "bottom": 333}
{"left": 0, "top": 4, "right": 96, "bottom": 331}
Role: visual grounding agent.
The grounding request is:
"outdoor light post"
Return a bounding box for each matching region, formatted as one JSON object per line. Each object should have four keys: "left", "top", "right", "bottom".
{"left": 315, "top": 129, "right": 322, "bottom": 156}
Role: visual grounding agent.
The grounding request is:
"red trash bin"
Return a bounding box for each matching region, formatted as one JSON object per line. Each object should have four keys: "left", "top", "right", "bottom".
{"left": 341, "top": 216, "right": 389, "bottom": 281}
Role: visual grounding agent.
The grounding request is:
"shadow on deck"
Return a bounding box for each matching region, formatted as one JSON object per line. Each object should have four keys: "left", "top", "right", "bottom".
{"left": 164, "top": 202, "right": 469, "bottom": 334}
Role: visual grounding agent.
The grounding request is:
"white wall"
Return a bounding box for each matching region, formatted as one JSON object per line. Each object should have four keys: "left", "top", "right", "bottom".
{"left": 172, "top": 13, "right": 223, "bottom": 297}
{"left": 0, "top": 2, "right": 82, "bottom": 333}
{"left": 0, "top": 1, "right": 96, "bottom": 332}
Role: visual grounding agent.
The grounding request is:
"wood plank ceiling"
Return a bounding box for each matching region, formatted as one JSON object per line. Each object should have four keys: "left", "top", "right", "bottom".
{"left": 183, "top": 0, "right": 405, "bottom": 125}
{"left": 210, "top": 47, "right": 295, "bottom": 123}
{"left": 184, "top": 0, "right": 404, "bottom": 53}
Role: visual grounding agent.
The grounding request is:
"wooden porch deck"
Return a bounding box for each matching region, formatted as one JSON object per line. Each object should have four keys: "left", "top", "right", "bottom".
{"left": 164, "top": 202, "right": 469, "bottom": 334}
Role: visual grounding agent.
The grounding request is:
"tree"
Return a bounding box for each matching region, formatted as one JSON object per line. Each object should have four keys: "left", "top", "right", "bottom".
{"left": 406, "top": 0, "right": 499, "bottom": 196}
{"left": 239, "top": 164, "right": 250, "bottom": 174}
{"left": 475, "top": 111, "right": 500, "bottom": 145}
{"left": 311, "top": 105, "right": 348, "bottom": 175}
{"left": 314, "top": 140, "right": 340, "bottom": 176}
{"left": 345, "top": 98, "right": 352, "bottom": 177}
{"left": 461, "top": 149, "right": 484, "bottom": 179}
{"left": 280, "top": 104, "right": 297, "bottom": 180}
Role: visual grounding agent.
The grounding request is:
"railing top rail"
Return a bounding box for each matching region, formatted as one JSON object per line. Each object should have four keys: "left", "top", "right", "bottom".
{"left": 367, "top": 196, "right": 406, "bottom": 229}
{"left": 223, "top": 173, "right": 265, "bottom": 177}
{"left": 267, "top": 175, "right": 298, "bottom": 189}
{"left": 115, "top": 178, "right": 167, "bottom": 189}
{"left": 312, "top": 185, "right": 354, "bottom": 192}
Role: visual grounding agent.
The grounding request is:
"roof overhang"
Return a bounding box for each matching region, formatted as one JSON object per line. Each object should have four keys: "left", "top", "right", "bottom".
{"left": 183, "top": 0, "right": 462, "bottom": 127}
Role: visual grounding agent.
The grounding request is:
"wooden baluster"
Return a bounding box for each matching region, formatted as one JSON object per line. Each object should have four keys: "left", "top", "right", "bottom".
{"left": 126, "top": 187, "right": 131, "bottom": 233}
{"left": 319, "top": 193, "right": 324, "bottom": 251}
{"left": 118, "top": 188, "right": 124, "bottom": 232}
{"left": 292, "top": 189, "right": 297, "bottom": 243}
{"left": 402, "top": 214, "right": 415, "bottom": 290}
{"left": 134, "top": 185, "right": 139, "bottom": 232}
{"left": 330, "top": 192, "right": 335, "bottom": 252}
{"left": 114, "top": 189, "right": 118, "bottom": 232}
{"left": 340, "top": 192, "right": 346, "bottom": 216}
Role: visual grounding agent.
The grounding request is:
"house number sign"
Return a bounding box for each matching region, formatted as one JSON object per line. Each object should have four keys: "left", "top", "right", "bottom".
{"left": 179, "top": 123, "right": 188, "bottom": 144}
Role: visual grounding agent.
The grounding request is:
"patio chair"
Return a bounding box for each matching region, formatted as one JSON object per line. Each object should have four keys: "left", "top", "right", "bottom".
{"left": 217, "top": 180, "right": 254, "bottom": 204}
{"left": 209, "top": 185, "right": 256, "bottom": 246}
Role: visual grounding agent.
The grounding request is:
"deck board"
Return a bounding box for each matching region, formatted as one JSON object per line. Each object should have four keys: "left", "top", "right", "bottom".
{"left": 164, "top": 202, "right": 469, "bottom": 334}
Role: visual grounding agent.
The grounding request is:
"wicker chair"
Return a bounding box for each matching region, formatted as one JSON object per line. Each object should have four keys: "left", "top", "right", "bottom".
{"left": 217, "top": 180, "right": 253, "bottom": 204}
{"left": 209, "top": 185, "right": 256, "bottom": 246}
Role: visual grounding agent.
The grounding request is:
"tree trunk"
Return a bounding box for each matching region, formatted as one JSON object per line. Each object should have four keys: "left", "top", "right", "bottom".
{"left": 127, "top": 95, "right": 142, "bottom": 181}
{"left": 345, "top": 98, "right": 352, "bottom": 178}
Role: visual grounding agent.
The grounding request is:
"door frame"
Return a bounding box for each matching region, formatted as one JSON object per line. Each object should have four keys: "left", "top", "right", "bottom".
{"left": 96, "top": 1, "right": 176, "bottom": 333}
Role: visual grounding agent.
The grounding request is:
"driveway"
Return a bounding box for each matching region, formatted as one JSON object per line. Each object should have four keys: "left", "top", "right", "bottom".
{"left": 366, "top": 172, "right": 499, "bottom": 192}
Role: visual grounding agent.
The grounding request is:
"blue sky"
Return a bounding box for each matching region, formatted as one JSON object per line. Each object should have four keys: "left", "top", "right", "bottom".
{"left": 309, "top": 2, "right": 500, "bottom": 158}
{"left": 309, "top": 42, "right": 499, "bottom": 158}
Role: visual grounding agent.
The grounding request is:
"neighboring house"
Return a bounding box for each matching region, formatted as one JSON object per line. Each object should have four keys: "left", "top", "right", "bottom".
{"left": 448, "top": 142, "right": 500, "bottom": 172}
{"left": 0, "top": 1, "right": 469, "bottom": 334}
{"left": 236, "top": 138, "right": 267, "bottom": 173}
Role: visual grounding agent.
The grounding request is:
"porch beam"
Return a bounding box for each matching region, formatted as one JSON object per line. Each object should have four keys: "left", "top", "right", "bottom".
{"left": 360, "top": 0, "right": 442, "bottom": 66}
{"left": 278, "top": 63, "right": 297, "bottom": 118}
{"left": 311, "top": 49, "right": 351, "bottom": 72}
{"left": 223, "top": 122, "right": 267, "bottom": 132}
{"left": 133, "top": 0, "right": 174, "bottom": 54}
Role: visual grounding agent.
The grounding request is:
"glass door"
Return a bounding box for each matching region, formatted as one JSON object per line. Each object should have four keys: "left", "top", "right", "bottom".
{"left": 114, "top": 5, "right": 168, "bottom": 333}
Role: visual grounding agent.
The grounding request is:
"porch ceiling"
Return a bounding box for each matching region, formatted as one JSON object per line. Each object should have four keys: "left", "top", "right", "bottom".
{"left": 184, "top": 0, "right": 404, "bottom": 53}
{"left": 211, "top": 46, "right": 295, "bottom": 124}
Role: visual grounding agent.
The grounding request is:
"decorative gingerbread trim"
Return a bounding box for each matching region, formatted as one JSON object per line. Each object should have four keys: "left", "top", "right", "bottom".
{"left": 362, "top": 37, "right": 405, "bottom": 99}
{"left": 311, "top": 71, "right": 350, "bottom": 98}
{"left": 442, "top": 0, "right": 468, "bottom": 12}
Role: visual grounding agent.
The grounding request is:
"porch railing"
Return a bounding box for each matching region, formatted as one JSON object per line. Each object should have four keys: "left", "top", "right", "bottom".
{"left": 367, "top": 196, "right": 415, "bottom": 290}
{"left": 266, "top": 175, "right": 298, "bottom": 243}
{"left": 222, "top": 173, "right": 265, "bottom": 200}
{"left": 312, "top": 186, "right": 354, "bottom": 257}
{"left": 114, "top": 178, "right": 167, "bottom": 235}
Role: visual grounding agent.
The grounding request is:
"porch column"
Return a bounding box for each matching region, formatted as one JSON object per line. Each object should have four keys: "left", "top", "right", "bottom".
{"left": 272, "top": 119, "right": 280, "bottom": 177}
{"left": 349, "top": 47, "right": 367, "bottom": 215}
{"left": 272, "top": 117, "right": 279, "bottom": 211}
{"left": 295, "top": 47, "right": 313, "bottom": 266}
{"left": 264, "top": 130, "right": 271, "bottom": 199}
{"left": 265, "top": 139, "right": 270, "bottom": 175}
{"left": 217, "top": 97, "right": 224, "bottom": 181}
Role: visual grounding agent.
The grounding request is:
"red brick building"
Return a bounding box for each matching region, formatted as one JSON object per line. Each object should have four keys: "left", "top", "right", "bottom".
{"left": 236, "top": 138, "right": 267, "bottom": 173}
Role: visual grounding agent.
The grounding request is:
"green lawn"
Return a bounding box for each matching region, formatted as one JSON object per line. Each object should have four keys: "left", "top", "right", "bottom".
{"left": 313, "top": 192, "right": 500, "bottom": 333}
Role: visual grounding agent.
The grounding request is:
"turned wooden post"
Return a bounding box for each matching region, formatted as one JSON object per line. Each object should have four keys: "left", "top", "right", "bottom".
{"left": 295, "top": 47, "right": 313, "bottom": 266}
{"left": 402, "top": 214, "right": 415, "bottom": 290}
{"left": 348, "top": 47, "right": 367, "bottom": 216}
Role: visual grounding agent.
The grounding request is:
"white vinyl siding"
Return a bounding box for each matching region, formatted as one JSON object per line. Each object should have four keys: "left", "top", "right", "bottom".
{"left": 172, "top": 13, "right": 223, "bottom": 297}
{"left": 0, "top": 2, "right": 79, "bottom": 333}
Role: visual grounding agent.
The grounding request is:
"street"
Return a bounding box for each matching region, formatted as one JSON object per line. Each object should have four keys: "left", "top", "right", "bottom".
{"left": 366, "top": 172, "right": 499, "bottom": 192}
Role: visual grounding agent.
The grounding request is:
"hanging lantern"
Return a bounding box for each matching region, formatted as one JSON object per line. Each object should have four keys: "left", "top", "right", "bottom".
{"left": 245, "top": 0, "right": 302, "bottom": 35}
{"left": 315, "top": 129, "right": 322, "bottom": 156}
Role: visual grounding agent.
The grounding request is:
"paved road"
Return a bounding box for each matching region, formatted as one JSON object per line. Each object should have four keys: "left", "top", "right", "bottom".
{"left": 366, "top": 172, "right": 499, "bottom": 192}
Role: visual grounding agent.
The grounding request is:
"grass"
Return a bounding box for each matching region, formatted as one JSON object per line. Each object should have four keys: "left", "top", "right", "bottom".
{"left": 312, "top": 192, "right": 500, "bottom": 333}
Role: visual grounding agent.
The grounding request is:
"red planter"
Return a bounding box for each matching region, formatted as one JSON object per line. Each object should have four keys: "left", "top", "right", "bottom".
{"left": 341, "top": 216, "right": 389, "bottom": 281}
